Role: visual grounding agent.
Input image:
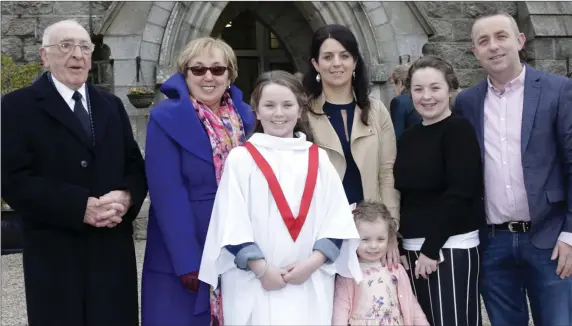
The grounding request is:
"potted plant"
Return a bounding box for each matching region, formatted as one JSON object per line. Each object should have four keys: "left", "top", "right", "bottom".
{"left": 127, "top": 87, "right": 155, "bottom": 109}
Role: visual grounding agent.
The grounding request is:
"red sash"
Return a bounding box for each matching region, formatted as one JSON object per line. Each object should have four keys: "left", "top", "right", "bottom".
{"left": 243, "top": 142, "right": 319, "bottom": 242}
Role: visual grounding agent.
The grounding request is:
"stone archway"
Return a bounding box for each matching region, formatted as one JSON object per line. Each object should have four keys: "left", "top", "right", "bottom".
{"left": 150, "top": 1, "right": 386, "bottom": 85}
{"left": 99, "top": 1, "right": 432, "bottom": 108}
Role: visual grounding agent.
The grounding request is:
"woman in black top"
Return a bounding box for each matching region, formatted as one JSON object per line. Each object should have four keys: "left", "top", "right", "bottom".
{"left": 393, "top": 56, "right": 485, "bottom": 326}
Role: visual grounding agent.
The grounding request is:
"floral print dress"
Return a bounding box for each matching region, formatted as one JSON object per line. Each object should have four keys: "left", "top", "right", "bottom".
{"left": 348, "top": 261, "right": 405, "bottom": 326}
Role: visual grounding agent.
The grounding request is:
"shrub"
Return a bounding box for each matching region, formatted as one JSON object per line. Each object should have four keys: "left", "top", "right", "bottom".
{"left": 1, "top": 55, "right": 42, "bottom": 96}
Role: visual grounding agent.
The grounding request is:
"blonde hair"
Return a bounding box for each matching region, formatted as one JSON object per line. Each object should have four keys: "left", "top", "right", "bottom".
{"left": 353, "top": 200, "right": 398, "bottom": 238}
{"left": 175, "top": 37, "right": 238, "bottom": 83}
{"left": 389, "top": 64, "right": 411, "bottom": 86}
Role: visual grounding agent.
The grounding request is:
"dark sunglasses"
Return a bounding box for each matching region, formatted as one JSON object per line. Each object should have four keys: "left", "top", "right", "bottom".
{"left": 187, "top": 66, "right": 228, "bottom": 76}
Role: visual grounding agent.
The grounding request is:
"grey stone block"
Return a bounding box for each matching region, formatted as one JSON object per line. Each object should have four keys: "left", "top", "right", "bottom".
{"left": 524, "top": 2, "right": 572, "bottom": 15}
{"left": 370, "top": 63, "right": 389, "bottom": 82}
{"left": 523, "top": 38, "right": 555, "bottom": 60}
{"left": 368, "top": 5, "right": 389, "bottom": 27}
{"left": 105, "top": 1, "right": 153, "bottom": 36}
{"left": 23, "top": 38, "right": 41, "bottom": 62}
{"left": 528, "top": 59, "right": 568, "bottom": 76}
{"left": 53, "top": 2, "right": 109, "bottom": 16}
{"left": 462, "top": 2, "right": 517, "bottom": 19}
{"left": 156, "top": 64, "right": 176, "bottom": 85}
{"left": 424, "top": 2, "right": 463, "bottom": 19}
{"left": 1, "top": 36, "right": 23, "bottom": 61}
{"left": 104, "top": 35, "right": 142, "bottom": 60}
{"left": 456, "top": 68, "right": 488, "bottom": 88}
{"left": 374, "top": 23, "right": 395, "bottom": 43}
{"left": 451, "top": 19, "right": 474, "bottom": 42}
{"left": 37, "top": 16, "right": 103, "bottom": 39}
{"left": 147, "top": 4, "right": 171, "bottom": 28}
{"left": 377, "top": 40, "right": 400, "bottom": 64}
{"left": 142, "top": 23, "right": 165, "bottom": 45}
{"left": 113, "top": 59, "right": 156, "bottom": 88}
{"left": 361, "top": 1, "right": 383, "bottom": 12}
{"left": 155, "top": 1, "right": 176, "bottom": 12}
{"left": 3, "top": 17, "right": 35, "bottom": 36}
{"left": 422, "top": 42, "right": 480, "bottom": 70}
{"left": 4, "top": 2, "right": 53, "bottom": 15}
{"left": 528, "top": 16, "right": 571, "bottom": 38}
{"left": 427, "top": 18, "right": 453, "bottom": 42}
{"left": 140, "top": 41, "right": 161, "bottom": 61}
{"left": 394, "top": 34, "right": 427, "bottom": 59}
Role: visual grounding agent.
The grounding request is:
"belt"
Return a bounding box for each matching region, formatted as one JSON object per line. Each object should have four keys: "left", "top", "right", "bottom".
{"left": 488, "top": 221, "right": 531, "bottom": 233}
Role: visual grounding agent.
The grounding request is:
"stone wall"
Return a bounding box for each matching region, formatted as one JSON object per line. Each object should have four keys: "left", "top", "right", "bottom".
{"left": 1, "top": 2, "right": 111, "bottom": 63}
{"left": 418, "top": 1, "right": 572, "bottom": 88}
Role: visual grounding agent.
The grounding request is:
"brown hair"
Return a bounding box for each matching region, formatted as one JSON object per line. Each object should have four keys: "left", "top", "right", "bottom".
{"left": 353, "top": 200, "right": 398, "bottom": 238}
{"left": 405, "top": 56, "right": 460, "bottom": 94}
{"left": 249, "top": 70, "right": 314, "bottom": 141}
{"left": 471, "top": 12, "right": 520, "bottom": 46}
{"left": 389, "top": 64, "right": 411, "bottom": 88}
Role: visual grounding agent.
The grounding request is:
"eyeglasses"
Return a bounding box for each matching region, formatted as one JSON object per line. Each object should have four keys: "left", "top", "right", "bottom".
{"left": 44, "top": 41, "right": 95, "bottom": 55}
{"left": 187, "top": 66, "right": 228, "bottom": 76}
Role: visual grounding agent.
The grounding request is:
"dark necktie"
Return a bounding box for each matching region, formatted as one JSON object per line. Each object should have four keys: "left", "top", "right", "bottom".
{"left": 72, "top": 91, "right": 92, "bottom": 140}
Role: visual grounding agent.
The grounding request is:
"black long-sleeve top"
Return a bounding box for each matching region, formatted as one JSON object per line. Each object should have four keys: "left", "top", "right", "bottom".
{"left": 393, "top": 115, "right": 485, "bottom": 260}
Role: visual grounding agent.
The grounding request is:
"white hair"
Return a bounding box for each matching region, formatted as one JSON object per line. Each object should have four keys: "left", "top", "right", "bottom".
{"left": 41, "top": 20, "right": 88, "bottom": 49}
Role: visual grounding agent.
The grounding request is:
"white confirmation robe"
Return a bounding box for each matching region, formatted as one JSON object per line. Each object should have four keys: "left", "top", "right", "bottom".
{"left": 199, "top": 132, "right": 362, "bottom": 325}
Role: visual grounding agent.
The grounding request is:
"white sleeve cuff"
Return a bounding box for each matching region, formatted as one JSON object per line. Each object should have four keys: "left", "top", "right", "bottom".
{"left": 558, "top": 232, "right": 572, "bottom": 246}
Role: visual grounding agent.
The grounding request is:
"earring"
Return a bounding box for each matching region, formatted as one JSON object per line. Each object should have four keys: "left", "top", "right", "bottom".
{"left": 316, "top": 74, "right": 321, "bottom": 83}
{"left": 352, "top": 71, "right": 356, "bottom": 79}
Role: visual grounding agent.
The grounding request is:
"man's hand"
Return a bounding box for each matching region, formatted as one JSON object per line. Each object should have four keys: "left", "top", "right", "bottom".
{"left": 551, "top": 240, "right": 572, "bottom": 279}
{"left": 83, "top": 197, "right": 125, "bottom": 227}
{"left": 98, "top": 190, "right": 132, "bottom": 227}
{"left": 99, "top": 190, "right": 132, "bottom": 217}
{"left": 180, "top": 271, "right": 199, "bottom": 293}
{"left": 414, "top": 253, "right": 438, "bottom": 280}
{"left": 382, "top": 234, "right": 400, "bottom": 272}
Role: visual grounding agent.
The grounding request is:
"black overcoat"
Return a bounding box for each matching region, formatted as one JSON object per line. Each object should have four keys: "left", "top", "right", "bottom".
{"left": 1, "top": 73, "right": 148, "bottom": 326}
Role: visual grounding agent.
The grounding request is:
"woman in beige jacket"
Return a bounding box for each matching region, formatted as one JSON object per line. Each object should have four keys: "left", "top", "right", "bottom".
{"left": 302, "top": 24, "right": 401, "bottom": 269}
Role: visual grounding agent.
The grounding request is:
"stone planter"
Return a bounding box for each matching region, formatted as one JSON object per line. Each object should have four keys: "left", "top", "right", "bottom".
{"left": 127, "top": 93, "right": 154, "bottom": 109}
{"left": 1, "top": 208, "right": 24, "bottom": 255}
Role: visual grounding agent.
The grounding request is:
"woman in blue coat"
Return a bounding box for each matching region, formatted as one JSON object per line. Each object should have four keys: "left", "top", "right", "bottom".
{"left": 141, "top": 37, "right": 255, "bottom": 326}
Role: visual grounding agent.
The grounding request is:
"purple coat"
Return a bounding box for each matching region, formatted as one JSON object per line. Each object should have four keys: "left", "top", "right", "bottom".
{"left": 141, "top": 73, "right": 255, "bottom": 326}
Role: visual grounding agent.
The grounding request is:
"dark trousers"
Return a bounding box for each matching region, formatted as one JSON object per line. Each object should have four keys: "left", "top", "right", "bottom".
{"left": 480, "top": 229, "right": 572, "bottom": 326}
{"left": 404, "top": 247, "right": 482, "bottom": 326}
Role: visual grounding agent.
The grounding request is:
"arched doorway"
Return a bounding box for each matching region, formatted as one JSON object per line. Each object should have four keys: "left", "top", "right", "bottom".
{"left": 212, "top": 10, "right": 296, "bottom": 101}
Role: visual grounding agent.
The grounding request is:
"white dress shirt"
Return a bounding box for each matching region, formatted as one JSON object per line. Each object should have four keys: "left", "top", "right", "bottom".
{"left": 51, "top": 75, "right": 88, "bottom": 113}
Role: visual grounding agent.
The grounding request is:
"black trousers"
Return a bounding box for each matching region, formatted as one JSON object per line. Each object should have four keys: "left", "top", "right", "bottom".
{"left": 404, "top": 247, "right": 482, "bottom": 326}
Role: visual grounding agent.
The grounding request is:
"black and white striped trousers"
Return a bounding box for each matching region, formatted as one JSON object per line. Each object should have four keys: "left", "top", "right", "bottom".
{"left": 404, "top": 247, "right": 482, "bottom": 326}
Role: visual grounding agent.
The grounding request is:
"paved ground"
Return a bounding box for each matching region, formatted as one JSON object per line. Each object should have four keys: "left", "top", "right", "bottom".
{"left": 2, "top": 240, "right": 533, "bottom": 326}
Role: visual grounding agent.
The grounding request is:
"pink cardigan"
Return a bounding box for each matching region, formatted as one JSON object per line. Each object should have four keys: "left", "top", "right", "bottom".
{"left": 332, "top": 264, "right": 429, "bottom": 325}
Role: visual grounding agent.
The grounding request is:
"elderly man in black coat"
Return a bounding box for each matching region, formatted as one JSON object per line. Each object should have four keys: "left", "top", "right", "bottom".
{"left": 1, "top": 19, "right": 147, "bottom": 326}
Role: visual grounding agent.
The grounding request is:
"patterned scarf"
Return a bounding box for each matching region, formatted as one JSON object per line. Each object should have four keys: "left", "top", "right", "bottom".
{"left": 192, "top": 91, "right": 245, "bottom": 326}
{"left": 191, "top": 91, "right": 246, "bottom": 184}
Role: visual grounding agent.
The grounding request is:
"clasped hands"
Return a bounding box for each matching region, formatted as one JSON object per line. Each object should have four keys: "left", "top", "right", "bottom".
{"left": 249, "top": 252, "right": 326, "bottom": 291}
{"left": 83, "top": 190, "right": 132, "bottom": 228}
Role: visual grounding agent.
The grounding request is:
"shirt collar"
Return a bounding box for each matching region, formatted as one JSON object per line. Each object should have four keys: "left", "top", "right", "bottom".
{"left": 487, "top": 63, "right": 526, "bottom": 95}
{"left": 51, "top": 74, "right": 87, "bottom": 104}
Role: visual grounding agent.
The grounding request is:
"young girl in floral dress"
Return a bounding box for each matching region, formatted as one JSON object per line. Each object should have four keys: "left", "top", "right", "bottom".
{"left": 332, "top": 201, "right": 428, "bottom": 325}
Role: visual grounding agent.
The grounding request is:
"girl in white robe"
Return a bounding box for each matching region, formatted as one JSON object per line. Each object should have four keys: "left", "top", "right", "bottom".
{"left": 199, "top": 70, "right": 362, "bottom": 325}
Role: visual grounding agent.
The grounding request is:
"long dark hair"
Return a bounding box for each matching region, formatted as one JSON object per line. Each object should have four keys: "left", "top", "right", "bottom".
{"left": 250, "top": 70, "right": 314, "bottom": 142}
{"left": 303, "top": 24, "right": 371, "bottom": 125}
